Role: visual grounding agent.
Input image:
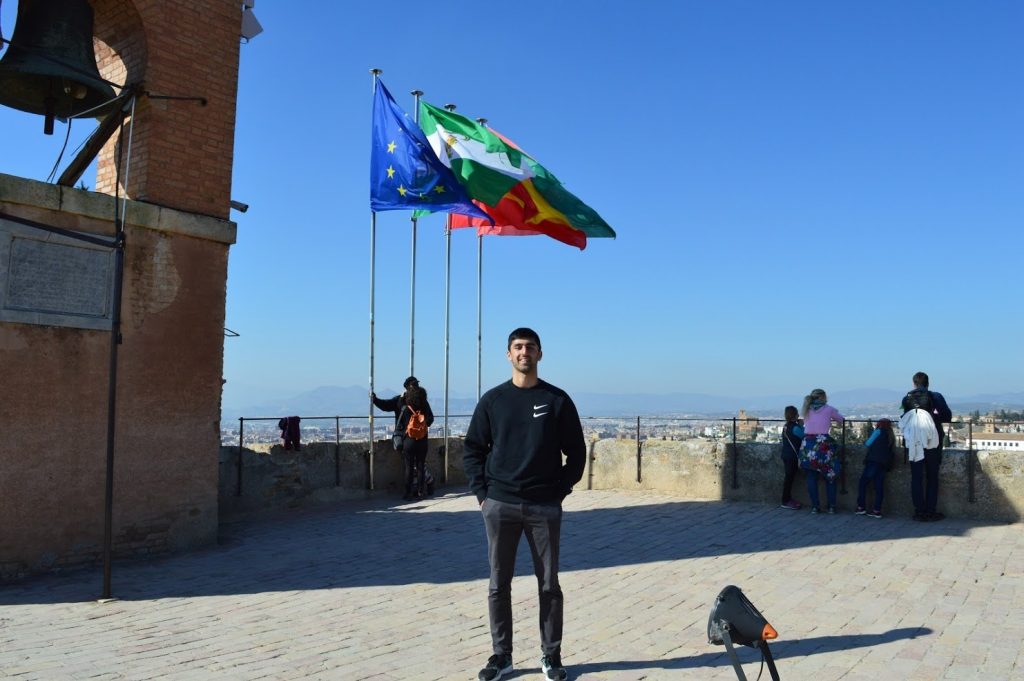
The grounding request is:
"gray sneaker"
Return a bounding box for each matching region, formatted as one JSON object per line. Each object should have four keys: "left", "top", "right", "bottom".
{"left": 478, "top": 654, "right": 513, "bottom": 681}
{"left": 541, "top": 653, "right": 568, "bottom": 680}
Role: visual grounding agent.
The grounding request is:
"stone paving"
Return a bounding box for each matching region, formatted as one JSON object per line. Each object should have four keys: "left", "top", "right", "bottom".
{"left": 1, "top": 489, "right": 1023, "bottom": 680}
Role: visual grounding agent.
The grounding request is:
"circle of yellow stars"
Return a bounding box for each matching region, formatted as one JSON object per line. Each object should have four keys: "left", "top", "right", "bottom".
{"left": 385, "top": 139, "right": 449, "bottom": 200}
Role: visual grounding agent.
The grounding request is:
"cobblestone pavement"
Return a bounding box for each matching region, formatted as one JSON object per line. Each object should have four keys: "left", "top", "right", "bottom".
{"left": 2, "top": 490, "right": 1022, "bottom": 680}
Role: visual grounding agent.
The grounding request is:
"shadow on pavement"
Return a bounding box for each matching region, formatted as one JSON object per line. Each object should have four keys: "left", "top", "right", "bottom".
{"left": 568, "top": 626, "right": 933, "bottom": 675}
{"left": 0, "top": 485, "right": 999, "bottom": 604}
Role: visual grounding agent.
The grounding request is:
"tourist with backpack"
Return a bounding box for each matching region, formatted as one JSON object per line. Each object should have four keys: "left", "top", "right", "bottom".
{"left": 398, "top": 385, "right": 433, "bottom": 500}
{"left": 372, "top": 377, "right": 435, "bottom": 500}
{"left": 901, "top": 371, "right": 952, "bottom": 521}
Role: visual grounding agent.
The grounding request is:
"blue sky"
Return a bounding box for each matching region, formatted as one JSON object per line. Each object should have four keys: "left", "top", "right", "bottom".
{"left": 2, "top": 1, "right": 1021, "bottom": 409}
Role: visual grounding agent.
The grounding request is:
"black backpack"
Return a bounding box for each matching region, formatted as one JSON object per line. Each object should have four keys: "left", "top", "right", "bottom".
{"left": 906, "top": 389, "right": 933, "bottom": 411}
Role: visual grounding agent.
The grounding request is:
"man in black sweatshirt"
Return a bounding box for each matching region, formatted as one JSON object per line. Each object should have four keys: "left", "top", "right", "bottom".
{"left": 464, "top": 328, "right": 586, "bottom": 681}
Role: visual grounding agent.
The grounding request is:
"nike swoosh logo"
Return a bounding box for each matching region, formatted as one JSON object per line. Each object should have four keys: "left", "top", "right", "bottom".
{"left": 533, "top": 412, "right": 548, "bottom": 418}
{"left": 533, "top": 404, "right": 548, "bottom": 410}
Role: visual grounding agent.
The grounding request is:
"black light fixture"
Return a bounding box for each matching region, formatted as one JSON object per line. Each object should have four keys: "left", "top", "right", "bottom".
{"left": 707, "top": 585, "right": 780, "bottom": 681}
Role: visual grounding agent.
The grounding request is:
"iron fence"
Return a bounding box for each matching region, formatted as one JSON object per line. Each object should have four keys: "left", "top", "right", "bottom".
{"left": 226, "top": 414, "right": 1024, "bottom": 500}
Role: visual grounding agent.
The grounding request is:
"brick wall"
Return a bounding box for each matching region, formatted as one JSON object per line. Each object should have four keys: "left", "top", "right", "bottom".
{"left": 0, "top": 1, "right": 241, "bottom": 582}
{"left": 92, "top": 0, "right": 241, "bottom": 219}
{"left": 0, "top": 174, "right": 235, "bottom": 581}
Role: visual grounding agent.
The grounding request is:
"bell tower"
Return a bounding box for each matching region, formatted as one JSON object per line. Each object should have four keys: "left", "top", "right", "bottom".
{"left": 0, "top": 0, "right": 241, "bottom": 219}
{"left": 90, "top": 0, "right": 241, "bottom": 219}
{"left": 0, "top": 0, "right": 243, "bottom": 582}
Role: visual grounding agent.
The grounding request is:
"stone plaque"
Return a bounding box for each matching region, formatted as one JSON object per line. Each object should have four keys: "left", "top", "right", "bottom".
{"left": 7, "top": 238, "right": 111, "bottom": 316}
{"left": 0, "top": 219, "right": 115, "bottom": 330}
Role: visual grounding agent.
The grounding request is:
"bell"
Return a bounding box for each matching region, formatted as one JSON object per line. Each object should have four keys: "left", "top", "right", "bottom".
{"left": 0, "top": 0, "right": 118, "bottom": 133}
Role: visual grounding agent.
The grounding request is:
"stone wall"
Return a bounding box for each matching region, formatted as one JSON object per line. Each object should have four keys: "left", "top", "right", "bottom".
{"left": 219, "top": 438, "right": 467, "bottom": 518}
{"left": 222, "top": 436, "right": 1023, "bottom": 524}
{"left": 590, "top": 439, "right": 1023, "bottom": 523}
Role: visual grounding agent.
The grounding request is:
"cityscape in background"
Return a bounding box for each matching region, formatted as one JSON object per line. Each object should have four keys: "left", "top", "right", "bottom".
{"left": 220, "top": 384, "right": 1024, "bottom": 448}
{"left": 222, "top": 407, "right": 1024, "bottom": 450}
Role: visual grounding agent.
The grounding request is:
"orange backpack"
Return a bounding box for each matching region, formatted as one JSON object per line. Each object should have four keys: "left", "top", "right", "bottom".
{"left": 405, "top": 408, "right": 428, "bottom": 440}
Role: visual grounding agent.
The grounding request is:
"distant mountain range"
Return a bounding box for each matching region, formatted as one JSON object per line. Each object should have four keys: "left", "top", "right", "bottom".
{"left": 221, "top": 385, "right": 1024, "bottom": 421}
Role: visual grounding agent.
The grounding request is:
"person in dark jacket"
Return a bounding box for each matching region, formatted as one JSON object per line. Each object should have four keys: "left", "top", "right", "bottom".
{"left": 464, "top": 328, "right": 585, "bottom": 681}
{"left": 855, "top": 419, "right": 896, "bottom": 518}
{"left": 372, "top": 376, "right": 435, "bottom": 500}
{"left": 400, "top": 385, "right": 433, "bottom": 499}
{"left": 779, "top": 406, "right": 804, "bottom": 510}
{"left": 901, "top": 372, "right": 953, "bottom": 521}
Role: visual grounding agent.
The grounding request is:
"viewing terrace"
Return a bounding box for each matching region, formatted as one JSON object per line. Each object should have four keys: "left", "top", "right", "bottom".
{"left": 2, "top": 488, "right": 1021, "bottom": 679}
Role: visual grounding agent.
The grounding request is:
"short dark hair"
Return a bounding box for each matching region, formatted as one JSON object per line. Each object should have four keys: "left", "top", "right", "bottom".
{"left": 507, "top": 327, "right": 541, "bottom": 350}
{"left": 912, "top": 372, "right": 929, "bottom": 388}
{"left": 403, "top": 376, "right": 419, "bottom": 389}
{"left": 784, "top": 405, "right": 798, "bottom": 420}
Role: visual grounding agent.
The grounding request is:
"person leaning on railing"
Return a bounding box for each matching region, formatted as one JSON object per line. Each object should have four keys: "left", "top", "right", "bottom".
{"left": 799, "top": 389, "right": 845, "bottom": 514}
{"left": 901, "top": 371, "right": 952, "bottom": 522}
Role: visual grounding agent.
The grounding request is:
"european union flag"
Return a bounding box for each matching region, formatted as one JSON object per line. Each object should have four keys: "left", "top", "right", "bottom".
{"left": 370, "top": 81, "right": 489, "bottom": 219}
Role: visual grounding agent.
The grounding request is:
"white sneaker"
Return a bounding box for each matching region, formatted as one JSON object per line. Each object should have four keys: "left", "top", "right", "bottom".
{"left": 541, "top": 653, "right": 568, "bottom": 680}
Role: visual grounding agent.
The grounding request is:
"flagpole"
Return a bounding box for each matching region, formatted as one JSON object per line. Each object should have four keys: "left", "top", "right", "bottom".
{"left": 442, "top": 102, "right": 457, "bottom": 483}
{"left": 476, "top": 234, "right": 482, "bottom": 401}
{"left": 475, "top": 117, "right": 487, "bottom": 402}
{"left": 443, "top": 213, "right": 452, "bottom": 484}
{"left": 409, "top": 89, "right": 423, "bottom": 377}
{"left": 368, "top": 68, "right": 382, "bottom": 490}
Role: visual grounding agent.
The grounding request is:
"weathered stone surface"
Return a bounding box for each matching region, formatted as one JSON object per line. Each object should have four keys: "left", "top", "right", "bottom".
{"left": 219, "top": 439, "right": 466, "bottom": 519}
{"left": 219, "top": 436, "right": 1023, "bottom": 523}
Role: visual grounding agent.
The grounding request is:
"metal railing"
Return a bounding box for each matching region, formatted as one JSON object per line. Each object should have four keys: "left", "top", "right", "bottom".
{"left": 227, "top": 414, "right": 1023, "bottom": 499}
{"left": 231, "top": 414, "right": 474, "bottom": 496}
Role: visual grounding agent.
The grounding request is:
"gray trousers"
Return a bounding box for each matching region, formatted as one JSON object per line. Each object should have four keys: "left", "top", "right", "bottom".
{"left": 481, "top": 498, "right": 563, "bottom": 656}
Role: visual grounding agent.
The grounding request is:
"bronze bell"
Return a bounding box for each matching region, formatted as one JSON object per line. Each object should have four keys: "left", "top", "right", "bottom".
{"left": 0, "top": 0, "right": 118, "bottom": 133}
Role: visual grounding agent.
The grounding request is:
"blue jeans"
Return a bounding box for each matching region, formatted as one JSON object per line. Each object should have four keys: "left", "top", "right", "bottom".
{"left": 806, "top": 469, "right": 837, "bottom": 509}
{"left": 857, "top": 461, "right": 887, "bottom": 511}
{"left": 910, "top": 447, "right": 943, "bottom": 514}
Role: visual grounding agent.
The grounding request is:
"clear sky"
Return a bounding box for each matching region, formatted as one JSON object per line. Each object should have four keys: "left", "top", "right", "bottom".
{"left": 2, "top": 1, "right": 1021, "bottom": 409}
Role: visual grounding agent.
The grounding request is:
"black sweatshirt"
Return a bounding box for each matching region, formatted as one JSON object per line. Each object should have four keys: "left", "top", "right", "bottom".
{"left": 463, "top": 379, "right": 586, "bottom": 504}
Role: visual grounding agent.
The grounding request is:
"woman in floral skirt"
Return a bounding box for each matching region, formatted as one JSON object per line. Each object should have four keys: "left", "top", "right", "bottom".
{"left": 799, "top": 388, "right": 845, "bottom": 514}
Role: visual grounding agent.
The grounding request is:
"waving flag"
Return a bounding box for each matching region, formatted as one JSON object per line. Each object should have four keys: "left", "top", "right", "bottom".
{"left": 417, "top": 101, "right": 615, "bottom": 250}
{"left": 370, "top": 81, "right": 488, "bottom": 219}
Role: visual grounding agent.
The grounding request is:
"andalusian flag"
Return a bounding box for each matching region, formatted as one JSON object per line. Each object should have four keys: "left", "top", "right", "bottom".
{"left": 417, "top": 101, "right": 615, "bottom": 250}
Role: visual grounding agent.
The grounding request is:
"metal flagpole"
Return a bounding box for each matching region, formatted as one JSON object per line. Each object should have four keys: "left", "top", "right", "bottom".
{"left": 409, "top": 89, "right": 423, "bottom": 377}
{"left": 442, "top": 102, "right": 456, "bottom": 483}
{"left": 477, "top": 234, "right": 482, "bottom": 401}
{"left": 475, "top": 117, "right": 487, "bottom": 402}
{"left": 368, "top": 68, "right": 382, "bottom": 490}
{"left": 443, "top": 214, "right": 452, "bottom": 483}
